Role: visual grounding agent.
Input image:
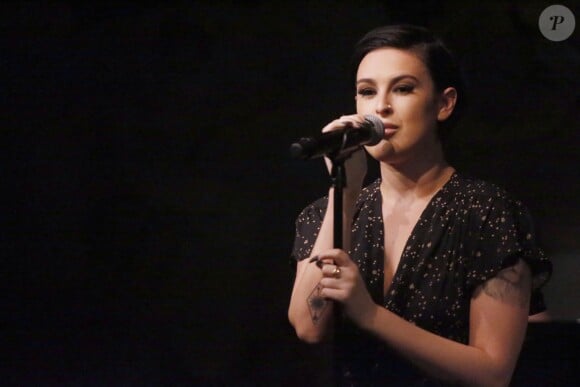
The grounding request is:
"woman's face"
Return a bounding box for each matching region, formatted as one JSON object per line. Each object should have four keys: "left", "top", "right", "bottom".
{"left": 356, "top": 47, "right": 454, "bottom": 165}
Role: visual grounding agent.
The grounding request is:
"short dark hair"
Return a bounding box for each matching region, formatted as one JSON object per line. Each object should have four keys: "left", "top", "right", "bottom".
{"left": 351, "top": 24, "right": 466, "bottom": 133}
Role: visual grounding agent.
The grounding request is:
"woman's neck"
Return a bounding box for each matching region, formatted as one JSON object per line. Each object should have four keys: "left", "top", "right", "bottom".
{"left": 379, "top": 149, "right": 454, "bottom": 200}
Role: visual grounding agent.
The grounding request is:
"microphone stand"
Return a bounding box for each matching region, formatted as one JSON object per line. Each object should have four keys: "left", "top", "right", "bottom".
{"left": 329, "top": 155, "right": 346, "bottom": 250}
{"left": 327, "top": 148, "right": 355, "bottom": 382}
{"left": 327, "top": 127, "right": 357, "bottom": 250}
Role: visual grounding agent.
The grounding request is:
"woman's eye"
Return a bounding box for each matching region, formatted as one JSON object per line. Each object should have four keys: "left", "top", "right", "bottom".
{"left": 357, "top": 88, "right": 376, "bottom": 96}
{"left": 394, "top": 84, "right": 414, "bottom": 94}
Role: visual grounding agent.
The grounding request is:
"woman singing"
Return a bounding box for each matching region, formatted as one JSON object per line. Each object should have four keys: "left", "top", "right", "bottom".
{"left": 288, "top": 24, "right": 551, "bottom": 386}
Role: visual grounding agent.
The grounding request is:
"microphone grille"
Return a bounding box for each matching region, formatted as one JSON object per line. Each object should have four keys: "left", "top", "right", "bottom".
{"left": 364, "top": 115, "right": 384, "bottom": 145}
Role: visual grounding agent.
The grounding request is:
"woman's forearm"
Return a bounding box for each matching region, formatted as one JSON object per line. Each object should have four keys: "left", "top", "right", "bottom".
{"left": 360, "top": 306, "right": 515, "bottom": 386}
{"left": 288, "top": 187, "right": 359, "bottom": 342}
{"left": 355, "top": 262, "right": 531, "bottom": 386}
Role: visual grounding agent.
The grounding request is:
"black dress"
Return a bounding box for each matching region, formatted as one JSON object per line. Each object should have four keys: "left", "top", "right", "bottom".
{"left": 291, "top": 172, "right": 552, "bottom": 386}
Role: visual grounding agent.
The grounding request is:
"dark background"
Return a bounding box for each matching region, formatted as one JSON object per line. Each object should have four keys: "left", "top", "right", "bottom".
{"left": 2, "top": 1, "right": 579, "bottom": 385}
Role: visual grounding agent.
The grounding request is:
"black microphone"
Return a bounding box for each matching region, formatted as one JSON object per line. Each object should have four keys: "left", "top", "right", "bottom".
{"left": 289, "top": 115, "right": 384, "bottom": 160}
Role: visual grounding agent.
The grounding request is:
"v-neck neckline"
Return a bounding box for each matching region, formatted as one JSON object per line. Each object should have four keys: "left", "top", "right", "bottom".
{"left": 378, "top": 172, "right": 457, "bottom": 299}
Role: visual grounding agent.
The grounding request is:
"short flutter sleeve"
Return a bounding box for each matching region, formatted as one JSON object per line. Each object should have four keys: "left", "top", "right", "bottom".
{"left": 290, "top": 197, "right": 328, "bottom": 263}
{"left": 465, "top": 193, "right": 552, "bottom": 314}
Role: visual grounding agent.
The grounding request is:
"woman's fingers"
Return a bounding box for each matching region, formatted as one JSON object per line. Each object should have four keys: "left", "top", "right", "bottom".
{"left": 321, "top": 115, "right": 367, "bottom": 133}
{"left": 321, "top": 263, "right": 342, "bottom": 279}
{"left": 317, "top": 248, "right": 352, "bottom": 267}
{"left": 309, "top": 249, "right": 375, "bottom": 321}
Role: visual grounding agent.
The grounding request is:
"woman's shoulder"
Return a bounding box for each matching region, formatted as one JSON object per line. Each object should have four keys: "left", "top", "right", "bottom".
{"left": 448, "top": 172, "right": 518, "bottom": 204}
{"left": 296, "top": 195, "right": 328, "bottom": 221}
{"left": 436, "top": 172, "right": 539, "bottom": 227}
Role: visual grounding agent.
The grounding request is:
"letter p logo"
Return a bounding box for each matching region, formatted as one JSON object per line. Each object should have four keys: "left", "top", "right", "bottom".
{"left": 550, "top": 15, "right": 565, "bottom": 30}
{"left": 539, "top": 5, "right": 576, "bottom": 41}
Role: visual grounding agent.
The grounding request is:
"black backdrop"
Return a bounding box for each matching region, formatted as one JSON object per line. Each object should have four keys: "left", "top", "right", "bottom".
{"left": 2, "top": 2, "right": 579, "bottom": 385}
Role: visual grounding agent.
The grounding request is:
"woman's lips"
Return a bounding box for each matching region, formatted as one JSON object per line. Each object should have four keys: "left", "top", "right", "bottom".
{"left": 383, "top": 124, "right": 398, "bottom": 137}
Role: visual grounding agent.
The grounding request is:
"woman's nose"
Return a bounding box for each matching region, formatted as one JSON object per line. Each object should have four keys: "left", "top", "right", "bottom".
{"left": 375, "top": 93, "right": 393, "bottom": 115}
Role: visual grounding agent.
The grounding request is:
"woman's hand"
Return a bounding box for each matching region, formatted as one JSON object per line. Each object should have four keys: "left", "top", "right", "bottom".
{"left": 313, "top": 249, "right": 377, "bottom": 328}
{"left": 321, "top": 115, "right": 369, "bottom": 195}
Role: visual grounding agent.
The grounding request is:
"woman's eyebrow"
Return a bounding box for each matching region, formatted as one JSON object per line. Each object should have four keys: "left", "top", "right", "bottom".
{"left": 356, "top": 74, "right": 419, "bottom": 86}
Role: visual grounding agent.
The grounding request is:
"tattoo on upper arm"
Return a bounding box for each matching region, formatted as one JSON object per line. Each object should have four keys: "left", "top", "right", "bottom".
{"left": 481, "top": 261, "right": 531, "bottom": 307}
{"left": 308, "top": 283, "right": 330, "bottom": 324}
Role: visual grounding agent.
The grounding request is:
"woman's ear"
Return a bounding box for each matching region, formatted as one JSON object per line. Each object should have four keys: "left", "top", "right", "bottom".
{"left": 437, "top": 87, "right": 458, "bottom": 122}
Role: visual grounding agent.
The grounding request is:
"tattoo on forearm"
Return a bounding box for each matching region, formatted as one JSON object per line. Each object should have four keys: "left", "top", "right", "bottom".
{"left": 482, "top": 264, "right": 530, "bottom": 307}
{"left": 308, "top": 283, "right": 329, "bottom": 324}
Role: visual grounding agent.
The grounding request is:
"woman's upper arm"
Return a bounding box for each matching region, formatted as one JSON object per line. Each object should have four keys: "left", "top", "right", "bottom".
{"left": 469, "top": 259, "right": 532, "bottom": 385}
